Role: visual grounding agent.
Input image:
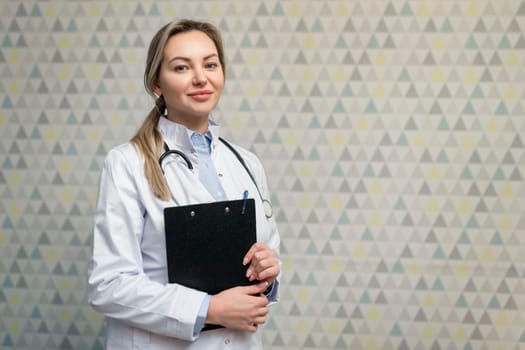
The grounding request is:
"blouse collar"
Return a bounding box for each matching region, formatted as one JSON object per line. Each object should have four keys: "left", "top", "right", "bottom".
{"left": 158, "top": 116, "right": 221, "bottom": 151}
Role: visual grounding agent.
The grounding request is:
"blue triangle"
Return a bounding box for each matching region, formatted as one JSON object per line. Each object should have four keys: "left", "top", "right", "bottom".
{"left": 305, "top": 242, "right": 318, "bottom": 255}
{"left": 2, "top": 335, "right": 15, "bottom": 346}
{"left": 66, "top": 143, "right": 78, "bottom": 155}
{"left": 440, "top": 19, "right": 453, "bottom": 32}
{"left": 271, "top": 67, "right": 283, "bottom": 80}
{"left": 462, "top": 101, "right": 475, "bottom": 114}
{"left": 363, "top": 164, "right": 375, "bottom": 177}
{"left": 465, "top": 35, "right": 478, "bottom": 49}
{"left": 2, "top": 35, "right": 13, "bottom": 47}
{"left": 458, "top": 231, "right": 470, "bottom": 244}
{"left": 149, "top": 3, "right": 161, "bottom": 15}
{"left": 390, "top": 323, "right": 402, "bottom": 336}
{"left": 361, "top": 228, "right": 373, "bottom": 241}
{"left": 342, "top": 83, "right": 353, "bottom": 96}
{"left": 392, "top": 260, "right": 404, "bottom": 273}
{"left": 240, "top": 34, "right": 252, "bottom": 48}
{"left": 31, "top": 127, "right": 42, "bottom": 139}
{"left": 239, "top": 98, "right": 250, "bottom": 111}
{"left": 438, "top": 117, "right": 450, "bottom": 130}
{"left": 31, "top": 306, "right": 42, "bottom": 318}
{"left": 400, "top": 3, "right": 413, "bottom": 15}
{"left": 89, "top": 97, "right": 100, "bottom": 110}
{"left": 367, "top": 35, "right": 380, "bottom": 49}
{"left": 432, "top": 246, "right": 446, "bottom": 259}
{"left": 495, "top": 101, "right": 509, "bottom": 115}
{"left": 3, "top": 157, "right": 13, "bottom": 169}
{"left": 330, "top": 227, "right": 343, "bottom": 240}
{"left": 455, "top": 294, "right": 468, "bottom": 307}
{"left": 360, "top": 291, "right": 372, "bottom": 304}
{"left": 30, "top": 65, "right": 42, "bottom": 78}
{"left": 488, "top": 295, "right": 500, "bottom": 308}
{"left": 2, "top": 96, "right": 13, "bottom": 108}
{"left": 2, "top": 217, "right": 13, "bottom": 229}
{"left": 309, "top": 115, "right": 321, "bottom": 128}
{"left": 30, "top": 4, "right": 42, "bottom": 16}
{"left": 311, "top": 19, "right": 323, "bottom": 32}
{"left": 461, "top": 166, "right": 473, "bottom": 180}
{"left": 499, "top": 35, "right": 511, "bottom": 49}
{"left": 333, "top": 99, "right": 345, "bottom": 113}
{"left": 96, "top": 82, "right": 107, "bottom": 94}
{"left": 31, "top": 187, "right": 42, "bottom": 200}
{"left": 396, "top": 132, "right": 408, "bottom": 146}
{"left": 272, "top": 3, "right": 284, "bottom": 16}
{"left": 30, "top": 247, "right": 42, "bottom": 259}
{"left": 490, "top": 232, "right": 504, "bottom": 245}
{"left": 432, "top": 277, "right": 444, "bottom": 291}
{"left": 118, "top": 98, "right": 129, "bottom": 110}
{"left": 365, "top": 100, "right": 377, "bottom": 113}
{"left": 67, "top": 20, "right": 78, "bottom": 32}
{"left": 471, "top": 85, "right": 484, "bottom": 98}
{"left": 331, "top": 164, "right": 344, "bottom": 176}
{"left": 493, "top": 167, "right": 506, "bottom": 180}
{"left": 436, "top": 150, "right": 448, "bottom": 163}
{"left": 466, "top": 215, "right": 479, "bottom": 228}
{"left": 119, "top": 35, "right": 130, "bottom": 48}
{"left": 394, "top": 198, "right": 407, "bottom": 210}
{"left": 269, "top": 131, "right": 281, "bottom": 143}
{"left": 308, "top": 148, "right": 320, "bottom": 160}
{"left": 335, "top": 34, "right": 347, "bottom": 48}
{"left": 337, "top": 212, "right": 350, "bottom": 225}
{"left": 89, "top": 35, "right": 101, "bottom": 48}
{"left": 398, "top": 68, "right": 411, "bottom": 81}
{"left": 66, "top": 113, "right": 78, "bottom": 124}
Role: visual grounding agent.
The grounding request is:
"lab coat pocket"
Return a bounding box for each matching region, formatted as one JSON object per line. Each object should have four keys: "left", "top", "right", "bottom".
{"left": 132, "top": 327, "right": 152, "bottom": 349}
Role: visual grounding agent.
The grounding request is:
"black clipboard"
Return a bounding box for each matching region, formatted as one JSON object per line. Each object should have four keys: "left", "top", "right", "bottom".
{"left": 164, "top": 198, "right": 257, "bottom": 296}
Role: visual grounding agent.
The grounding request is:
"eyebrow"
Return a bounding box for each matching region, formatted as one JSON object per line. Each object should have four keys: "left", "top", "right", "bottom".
{"left": 168, "top": 53, "right": 219, "bottom": 64}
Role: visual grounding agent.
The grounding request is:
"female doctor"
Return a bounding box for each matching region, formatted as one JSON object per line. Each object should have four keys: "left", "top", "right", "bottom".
{"left": 87, "top": 19, "right": 281, "bottom": 349}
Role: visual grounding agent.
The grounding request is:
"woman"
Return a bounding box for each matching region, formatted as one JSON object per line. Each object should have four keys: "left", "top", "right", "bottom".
{"left": 87, "top": 19, "right": 281, "bottom": 349}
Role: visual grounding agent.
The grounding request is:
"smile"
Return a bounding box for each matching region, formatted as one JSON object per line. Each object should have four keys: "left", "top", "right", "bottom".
{"left": 188, "top": 90, "right": 212, "bottom": 101}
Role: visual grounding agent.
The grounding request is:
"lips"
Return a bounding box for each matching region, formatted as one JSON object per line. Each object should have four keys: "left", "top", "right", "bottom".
{"left": 188, "top": 90, "right": 212, "bottom": 101}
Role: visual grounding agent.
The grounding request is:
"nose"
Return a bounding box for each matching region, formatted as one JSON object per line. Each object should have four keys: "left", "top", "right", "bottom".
{"left": 192, "top": 68, "right": 207, "bottom": 86}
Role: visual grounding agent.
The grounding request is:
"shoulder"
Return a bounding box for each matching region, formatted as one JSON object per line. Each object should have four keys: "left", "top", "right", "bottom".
{"left": 103, "top": 142, "right": 143, "bottom": 172}
{"left": 219, "top": 138, "right": 263, "bottom": 169}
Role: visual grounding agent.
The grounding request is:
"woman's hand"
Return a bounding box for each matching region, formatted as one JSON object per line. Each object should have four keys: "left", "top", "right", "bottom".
{"left": 243, "top": 243, "right": 280, "bottom": 286}
{"left": 205, "top": 282, "right": 270, "bottom": 332}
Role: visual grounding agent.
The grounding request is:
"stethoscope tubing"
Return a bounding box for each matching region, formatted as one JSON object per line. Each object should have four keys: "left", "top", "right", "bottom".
{"left": 159, "top": 137, "right": 273, "bottom": 218}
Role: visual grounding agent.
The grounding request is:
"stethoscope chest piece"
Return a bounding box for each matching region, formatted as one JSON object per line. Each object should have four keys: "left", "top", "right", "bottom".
{"left": 263, "top": 199, "right": 273, "bottom": 219}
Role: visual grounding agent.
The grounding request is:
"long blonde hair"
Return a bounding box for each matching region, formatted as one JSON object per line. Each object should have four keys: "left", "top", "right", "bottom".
{"left": 131, "top": 19, "right": 226, "bottom": 200}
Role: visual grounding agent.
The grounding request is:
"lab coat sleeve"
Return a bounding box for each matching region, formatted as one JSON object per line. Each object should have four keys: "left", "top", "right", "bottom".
{"left": 86, "top": 145, "right": 207, "bottom": 341}
{"left": 244, "top": 150, "right": 282, "bottom": 304}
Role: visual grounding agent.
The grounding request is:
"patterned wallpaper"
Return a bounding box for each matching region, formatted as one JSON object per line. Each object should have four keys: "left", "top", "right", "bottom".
{"left": 1, "top": 1, "right": 524, "bottom": 349}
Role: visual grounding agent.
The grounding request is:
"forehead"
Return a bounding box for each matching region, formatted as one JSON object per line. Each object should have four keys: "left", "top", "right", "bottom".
{"left": 163, "top": 30, "right": 218, "bottom": 58}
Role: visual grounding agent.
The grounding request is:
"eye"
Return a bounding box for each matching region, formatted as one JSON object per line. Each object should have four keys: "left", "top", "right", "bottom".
{"left": 173, "top": 65, "right": 188, "bottom": 72}
{"left": 205, "top": 62, "right": 219, "bottom": 69}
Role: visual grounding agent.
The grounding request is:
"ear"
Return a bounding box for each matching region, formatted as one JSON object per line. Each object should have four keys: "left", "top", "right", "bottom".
{"left": 153, "top": 85, "right": 162, "bottom": 98}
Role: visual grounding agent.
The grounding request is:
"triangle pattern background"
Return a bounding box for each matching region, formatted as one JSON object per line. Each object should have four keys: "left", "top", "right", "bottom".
{"left": 1, "top": 1, "right": 524, "bottom": 349}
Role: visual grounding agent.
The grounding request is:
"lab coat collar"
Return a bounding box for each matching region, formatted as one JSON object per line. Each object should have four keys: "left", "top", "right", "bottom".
{"left": 157, "top": 116, "right": 221, "bottom": 152}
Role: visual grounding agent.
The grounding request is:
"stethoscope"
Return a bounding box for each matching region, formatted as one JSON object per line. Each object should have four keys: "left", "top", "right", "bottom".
{"left": 158, "top": 137, "right": 273, "bottom": 219}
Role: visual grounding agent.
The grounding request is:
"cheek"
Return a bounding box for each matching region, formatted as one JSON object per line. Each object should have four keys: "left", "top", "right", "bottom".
{"left": 158, "top": 73, "right": 189, "bottom": 96}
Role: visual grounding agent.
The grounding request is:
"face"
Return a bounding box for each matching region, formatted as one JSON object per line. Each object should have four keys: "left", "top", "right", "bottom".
{"left": 155, "top": 30, "right": 224, "bottom": 132}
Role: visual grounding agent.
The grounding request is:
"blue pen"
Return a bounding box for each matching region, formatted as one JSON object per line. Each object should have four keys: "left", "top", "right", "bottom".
{"left": 242, "top": 190, "right": 248, "bottom": 214}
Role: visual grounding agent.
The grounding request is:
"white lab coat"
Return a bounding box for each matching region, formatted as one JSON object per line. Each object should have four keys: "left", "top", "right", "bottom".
{"left": 87, "top": 117, "right": 281, "bottom": 350}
